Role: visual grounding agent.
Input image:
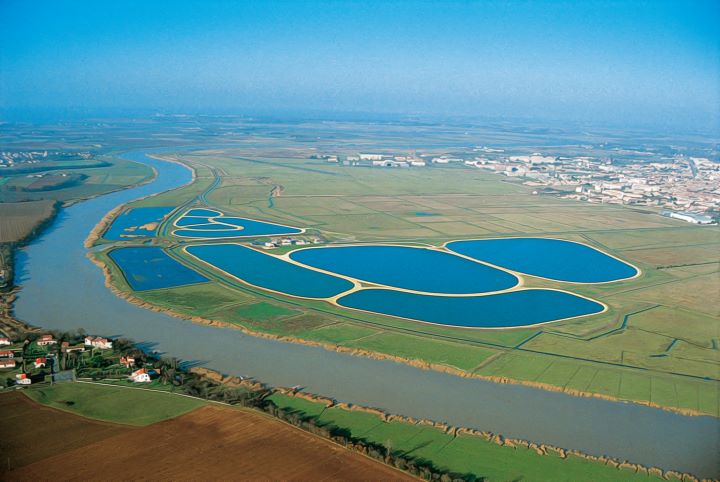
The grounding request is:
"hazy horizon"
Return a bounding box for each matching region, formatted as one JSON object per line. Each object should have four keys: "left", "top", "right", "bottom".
{"left": 1, "top": 0, "right": 718, "bottom": 132}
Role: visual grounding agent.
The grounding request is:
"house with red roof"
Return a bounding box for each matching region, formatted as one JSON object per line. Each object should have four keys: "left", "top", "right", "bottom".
{"left": 120, "top": 356, "right": 136, "bottom": 368}
{"left": 37, "top": 335, "right": 57, "bottom": 346}
{"left": 85, "top": 336, "right": 113, "bottom": 350}
{"left": 0, "top": 359, "right": 16, "bottom": 369}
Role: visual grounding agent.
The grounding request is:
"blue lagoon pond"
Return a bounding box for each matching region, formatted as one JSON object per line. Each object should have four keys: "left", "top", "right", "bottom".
{"left": 185, "top": 208, "right": 223, "bottom": 217}
{"left": 186, "top": 244, "right": 354, "bottom": 298}
{"left": 104, "top": 207, "right": 174, "bottom": 240}
{"left": 337, "top": 288, "right": 605, "bottom": 328}
{"left": 108, "top": 246, "right": 209, "bottom": 291}
{"left": 174, "top": 209, "right": 302, "bottom": 238}
{"left": 290, "top": 245, "right": 518, "bottom": 293}
{"left": 447, "top": 238, "right": 638, "bottom": 283}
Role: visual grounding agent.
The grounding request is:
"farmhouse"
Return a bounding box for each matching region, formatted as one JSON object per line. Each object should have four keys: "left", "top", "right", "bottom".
{"left": 15, "top": 374, "right": 31, "bottom": 385}
{"left": 85, "top": 336, "right": 113, "bottom": 350}
{"left": 0, "top": 350, "right": 14, "bottom": 359}
{"left": 37, "top": 335, "right": 57, "bottom": 346}
{"left": 0, "top": 337, "right": 11, "bottom": 346}
{"left": 120, "top": 356, "right": 136, "bottom": 368}
{"left": 61, "top": 341, "right": 85, "bottom": 353}
{"left": 0, "top": 359, "right": 16, "bottom": 369}
{"left": 129, "top": 367, "right": 158, "bottom": 383}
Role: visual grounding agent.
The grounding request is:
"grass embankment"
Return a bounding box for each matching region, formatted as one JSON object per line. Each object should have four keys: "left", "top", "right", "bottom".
{"left": 24, "top": 382, "right": 206, "bottom": 426}
{"left": 267, "top": 392, "right": 669, "bottom": 482}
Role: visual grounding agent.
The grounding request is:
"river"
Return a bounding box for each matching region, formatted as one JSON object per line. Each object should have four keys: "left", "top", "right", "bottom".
{"left": 14, "top": 148, "right": 719, "bottom": 478}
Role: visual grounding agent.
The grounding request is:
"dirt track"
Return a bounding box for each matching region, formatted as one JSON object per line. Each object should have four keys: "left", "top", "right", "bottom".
{"left": 5, "top": 393, "right": 415, "bottom": 481}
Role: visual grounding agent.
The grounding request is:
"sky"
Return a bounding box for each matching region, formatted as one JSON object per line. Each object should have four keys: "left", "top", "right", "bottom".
{"left": 1, "top": 0, "right": 718, "bottom": 130}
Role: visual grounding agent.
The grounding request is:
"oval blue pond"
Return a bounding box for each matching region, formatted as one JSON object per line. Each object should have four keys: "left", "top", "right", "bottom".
{"left": 177, "top": 223, "right": 239, "bottom": 231}
{"left": 446, "top": 238, "right": 638, "bottom": 283}
{"left": 337, "top": 289, "right": 605, "bottom": 328}
{"left": 290, "top": 245, "right": 518, "bottom": 294}
{"left": 108, "top": 247, "right": 209, "bottom": 291}
{"left": 185, "top": 208, "right": 222, "bottom": 217}
{"left": 174, "top": 209, "right": 302, "bottom": 238}
{"left": 175, "top": 216, "right": 212, "bottom": 227}
{"left": 186, "top": 244, "right": 354, "bottom": 298}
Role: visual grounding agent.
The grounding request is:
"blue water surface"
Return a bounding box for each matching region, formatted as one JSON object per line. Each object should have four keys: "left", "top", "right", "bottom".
{"left": 447, "top": 238, "right": 638, "bottom": 282}
{"left": 104, "top": 207, "right": 174, "bottom": 240}
{"left": 108, "top": 246, "right": 209, "bottom": 291}
{"left": 178, "top": 223, "right": 238, "bottom": 231}
{"left": 174, "top": 209, "right": 302, "bottom": 238}
{"left": 337, "top": 288, "right": 605, "bottom": 328}
{"left": 186, "top": 244, "right": 354, "bottom": 298}
{"left": 186, "top": 208, "right": 222, "bottom": 217}
{"left": 290, "top": 245, "right": 518, "bottom": 293}
{"left": 175, "top": 215, "right": 212, "bottom": 227}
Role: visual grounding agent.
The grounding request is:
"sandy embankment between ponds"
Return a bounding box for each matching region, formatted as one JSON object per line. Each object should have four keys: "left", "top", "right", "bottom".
{"left": 88, "top": 250, "right": 711, "bottom": 419}
{"left": 272, "top": 388, "right": 706, "bottom": 482}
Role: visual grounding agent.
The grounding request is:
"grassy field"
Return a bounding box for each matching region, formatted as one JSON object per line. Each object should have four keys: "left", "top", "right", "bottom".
{"left": 102, "top": 147, "right": 719, "bottom": 416}
{"left": 268, "top": 392, "right": 666, "bottom": 482}
{"left": 0, "top": 153, "right": 153, "bottom": 204}
{"left": 23, "top": 382, "right": 206, "bottom": 425}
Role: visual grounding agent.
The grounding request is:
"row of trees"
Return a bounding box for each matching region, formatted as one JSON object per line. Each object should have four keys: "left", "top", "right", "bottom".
{"left": 258, "top": 400, "right": 480, "bottom": 482}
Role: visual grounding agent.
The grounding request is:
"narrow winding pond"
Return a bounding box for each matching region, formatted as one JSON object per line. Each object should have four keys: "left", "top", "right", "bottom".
{"left": 14, "top": 148, "right": 719, "bottom": 478}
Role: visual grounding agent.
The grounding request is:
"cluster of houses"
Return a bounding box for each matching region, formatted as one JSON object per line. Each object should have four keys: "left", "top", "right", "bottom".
{"left": 0, "top": 332, "right": 163, "bottom": 386}
{"left": 252, "top": 236, "right": 322, "bottom": 249}
{"left": 0, "top": 342, "right": 15, "bottom": 369}
{"left": 325, "top": 153, "right": 427, "bottom": 168}
{"left": 0, "top": 333, "right": 116, "bottom": 385}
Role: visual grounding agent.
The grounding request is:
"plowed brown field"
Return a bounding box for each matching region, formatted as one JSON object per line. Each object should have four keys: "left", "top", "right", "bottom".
{"left": 4, "top": 392, "right": 415, "bottom": 481}
{"left": 0, "top": 391, "right": 132, "bottom": 472}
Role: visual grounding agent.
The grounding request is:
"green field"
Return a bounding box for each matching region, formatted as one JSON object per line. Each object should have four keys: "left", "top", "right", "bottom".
{"left": 24, "top": 382, "right": 206, "bottom": 426}
{"left": 268, "top": 392, "right": 665, "bottom": 482}
{"left": 0, "top": 154, "right": 153, "bottom": 204}
{"left": 99, "top": 146, "right": 719, "bottom": 416}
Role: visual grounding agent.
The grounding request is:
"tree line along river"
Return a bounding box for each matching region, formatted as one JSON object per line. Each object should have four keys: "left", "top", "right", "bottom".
{"left": 13, "top": 148, "right": 720, "bottom": 478}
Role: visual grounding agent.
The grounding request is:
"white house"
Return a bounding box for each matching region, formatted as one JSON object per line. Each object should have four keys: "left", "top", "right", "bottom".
{"left": 120, "top": 356, "right": 136, "bottom": 368}
{"left": 669, "top": 211, "right": 714, "bottom": 224}
{"left": 129, "top": 368, "right": 159, "bottom": 383}
{"left": 0, "top": 359, "right": 16, "bottom": 369}
{"left": 359, "top": 153, "right": 384, "bottom": 161}
{"left": 0, "top": 337, "right": 11, "bottom": 346}
{"left": 85, "top": 336, "right": 113, "bottom": 350}
{"left": 37, "top": 335, "right": 57, "bottom": 346}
